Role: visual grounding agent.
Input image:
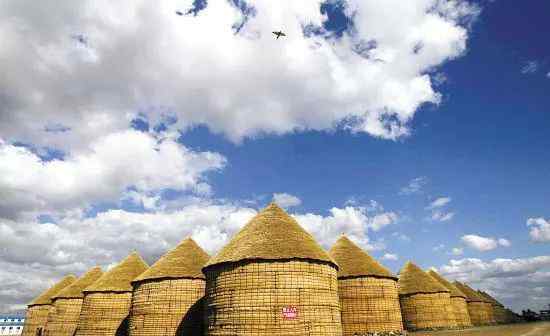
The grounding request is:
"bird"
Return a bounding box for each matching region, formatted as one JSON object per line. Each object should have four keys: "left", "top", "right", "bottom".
{"left": 272, "top": 31, "right": 286, "bottom": 39}
{"left": 175, "top": 10, "right": 184, "bottom": 16}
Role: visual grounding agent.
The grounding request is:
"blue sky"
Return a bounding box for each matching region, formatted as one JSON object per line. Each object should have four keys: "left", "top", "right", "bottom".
{"left": 0, "top": 0, "right": 549, "bottom": 313}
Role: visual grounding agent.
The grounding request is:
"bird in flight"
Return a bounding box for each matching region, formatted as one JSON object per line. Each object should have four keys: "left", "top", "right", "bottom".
{"left": 272, "top": 31, "right": 286, "bottom": 39}
{"left": 175, "top": 10, "right": 184, "bottom": 16}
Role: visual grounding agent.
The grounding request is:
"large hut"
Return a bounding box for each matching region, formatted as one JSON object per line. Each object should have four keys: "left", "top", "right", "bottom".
{"left": 427, "top": 270, "right": 472, "bottom": 328}
{"left": 75, "top": 252, "right": 148, "bottom": 336}
{"left": 202, "top": 203, "right": 343, "bottom": 336}
{"left": 398, "top": 262, "right": 457, "bottom": 331}
{"left": 478, "top": 290, "right": 507, "bottom": 324}
{"left": 129, "top": 238, "right": 210, "bottom": 336}
{"left": 328, "top": 235, "right": 403, "bottom": 335}
{"left": 44, "top": 267, "right": 103, "bottom": 336}
{"left": 22, "top": 275, "right": 77, "bottom": 336}
{"left": 453, "top": 281, "right": 494, "bottom": 326}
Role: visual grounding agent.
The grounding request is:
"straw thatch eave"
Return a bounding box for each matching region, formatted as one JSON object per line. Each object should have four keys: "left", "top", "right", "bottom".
{"left": 453, "top": 281, "right": 485, "bottom": 302}
{"left": 133, "top": 237, "right": 209, "bottom": 283}
{"left": 28, "top": 275, "right": 77, "bottom": 306}
{"left": 427, "top": 270, "right": 466, "bottom": 298}
{"left": 83, "top": 252, "right": 148, "bottom": 293}
{"left": 52, "top": 267, "right": 103, "bottom": 300}
{"left": 398, "top": 261, "right": 449, "bottom": 296}
{"left": 203, "top": 202, "right": 337, "bottom": 271}
{"left": 329, "top": 235, "right": 397, "bottom": 280}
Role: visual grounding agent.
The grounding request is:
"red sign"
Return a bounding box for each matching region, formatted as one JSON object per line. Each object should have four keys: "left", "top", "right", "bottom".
{"left": 282, "top": 306, "right": 298, "bottom": 319}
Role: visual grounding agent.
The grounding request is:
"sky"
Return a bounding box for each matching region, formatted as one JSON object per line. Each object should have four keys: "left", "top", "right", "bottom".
{"left": 0, "top": 0, "right": 549, "bottom": 314}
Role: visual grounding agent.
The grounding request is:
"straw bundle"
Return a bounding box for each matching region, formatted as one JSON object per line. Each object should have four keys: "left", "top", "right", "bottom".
{"left": 453, "top": 282, "right": 493, "bottom": 326}
{"left": 44, "top": 267, "right": 103, "bottom": 336}
{"left": 329, "top": 236, "right": 403, "bottom": 335}
{"left": 427, "top": 270, "right": 472, "bottom": 327}
{"left": 22, "top": 275, "right": 77, "bottom": 336}
{"left": 398, "top": 262, "right": 457, "bottom": 331}
{"left": 129, "top": 237, "right": 210, "bottom": 336}
{"left": 75, "top": 252, "right": 148, "bottom": 336}
{"left": 477, "top": 290, "right": 507, "bottom": 324}
{"left": 203, "top": 203, "right": 343, "bottom": 336}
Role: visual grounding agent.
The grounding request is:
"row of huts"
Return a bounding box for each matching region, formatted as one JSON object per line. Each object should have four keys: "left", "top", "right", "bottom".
{"left": 22, "top": 203, "right": 520, "bottom": 336}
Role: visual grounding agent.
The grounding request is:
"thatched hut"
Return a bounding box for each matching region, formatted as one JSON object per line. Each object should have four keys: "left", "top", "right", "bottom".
{"left": 453, "top": 281, "right": 493, "bottom": 326}
{"left": 427, "top": 270, "right": 472, "bottom": 328}
{"left": 477, "top": 290, "right": 507, "bottom": 324}
{"left": 75, "top": 252, "right": 148, "bottom": 336}
{"left": 329, "top": 235, "right": 403, "bottom": 335}
{"left": 203, "top": 203, "right": 343, "bottom": 336}
{"left": 398, "top": 262, "right": 457, "bottom": 331}
{"left": 129, "top": 237, "right": 210, "bottom": 336}
{"left": 44, "top": 267, "right": 103, "bottom": 336}
{"left": 22, "top": 275, "right": 76, "bottom": 336}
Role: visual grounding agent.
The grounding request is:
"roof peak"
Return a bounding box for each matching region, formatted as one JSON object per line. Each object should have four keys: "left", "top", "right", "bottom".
{"left": 29, "top": 275, "right": 77, "bottom": 306}
{"left": 84, "top": 252, "right": 148, "bottom": 293}
{"left": 53, "top": 267, "right": 103, "bottom": 299}
{"left": 398, "top": 261, "right": 448, "bottom": 295}
{"left": 427, "top": 269, "right": 466, "bottom": 298}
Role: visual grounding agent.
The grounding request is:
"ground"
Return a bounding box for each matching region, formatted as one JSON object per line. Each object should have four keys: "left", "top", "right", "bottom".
{"left": 411, "top": 322, "right": 550, "bottom": 336}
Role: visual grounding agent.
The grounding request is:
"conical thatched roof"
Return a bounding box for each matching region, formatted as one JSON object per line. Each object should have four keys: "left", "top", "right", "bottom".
{"left": 453, "top": 281, "right": 485, "bottom": 302}
{"left": 329, "top": 235, "right": 396, "bottom": 279}
{"left": 84, "top": 252, "right": 148, "bottom": 293}
{"left": 427, "top": 270, "right": 466, "bottom": 298}
{"left": 53, "top": 267, "right": 103, "bottom": 299}
{"left": 204, "top": 203, "right": 336, "bottom": 269}
{"left": 28, "top": 275, "right": 77, "bottom": 306}
{"left": 133, "top": 237, "right": 209, "bottom": 282}
{"left": 398, "top": 261, "right": 448, "bottom": 295}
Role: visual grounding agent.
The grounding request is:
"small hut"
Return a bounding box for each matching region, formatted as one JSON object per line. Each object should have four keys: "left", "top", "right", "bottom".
{"left": 478, "top": 290, "right": 507, "bottom": 324}
{"left": 427, "top": 270, "right": 472, "bottom": 328}
{"left": 129, "top": 238, "right": 210, "bottom": 336}
{"left": 453, "top": 281, "right": 493, "bottom": 326}
{"left": 44, "top": 267, "right": 103, "bottom": 336}
{"left": 75, "top": 252, "right": 148, "bottom": 336}
{"left": 329, "top": 235, "right": 403, "bottom": 335}
{"left": 22, "top": 275, "right": 77, "bottom": 336}
{"left": 398, "top": 262, "right": 457, "bottom": 331}
{"left": 202, "top": 203, "right": 343, "bottom": 336}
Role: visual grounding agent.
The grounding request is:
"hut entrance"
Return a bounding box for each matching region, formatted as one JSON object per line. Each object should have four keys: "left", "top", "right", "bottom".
{"left": 115, "top": 316, "right": 130, "bottom": 336}
{"left": 35, "top": 328, "right": 43, "bottom": 336}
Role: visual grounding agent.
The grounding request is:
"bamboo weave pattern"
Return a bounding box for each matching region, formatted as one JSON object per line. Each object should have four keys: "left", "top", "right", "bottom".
{"left": 44, "top": 298, "right": 83, "bottom": 336}
{"left": 22, "top": 305, "right": 50, "bottom": 336}
{"left": 399, "top": 292, "right": 457, "bottom": 331}
{"left": 75, "top": 292, "right": 132, "bottom": 336}
{"left": 450, "top": 297, "right": 472, "bottom": 327}
{"left": 466, "top": 301, "right": 491, "bottom": 326}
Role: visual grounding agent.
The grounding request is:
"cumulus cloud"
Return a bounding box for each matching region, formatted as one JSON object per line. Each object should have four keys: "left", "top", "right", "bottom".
{"left": 382, "top": 253, "right": 398, "bottom": 261}
{"left": 272, "top": 193, "right": 302, "bottom": 208}
{"left": 0, "top": 0, "right": 479, "bottom": 148}
{"left": 399, "top": 176, "right": 428, "bottom": 195}
{"left": 461, "top": 234, "right": 511, "bottom": 252}
{"left": 527, "top": 217, "right": 550, "bottom": 243}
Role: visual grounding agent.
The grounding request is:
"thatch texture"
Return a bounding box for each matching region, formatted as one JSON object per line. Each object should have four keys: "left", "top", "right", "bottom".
{"left": 453, "top": 281, "right": 493, "bottom": 326}
{"left": 22, "top": 275, "right": 76, "bottom": 336}
{"left": 129, "top": 238, "right": 210, "bottom": 336}
{"left": 329, "top": 236, "right": 402, "bottom": 335}
{"left": 45, "top": 267, "right": 103, "bottom": 336}
{"left": 427, "top": 270, "right": 472, "bottom": 327}
{"left": 478, "top": 291, "right": 507, "bottom": 324}
{"left": 204, "top": 203, "right": 342, "bottom": 336}
{"left": 398, "top": 262, "right": 456, "bottom": 331}
{"left": 75, "top": 252, "right": 148, "bottom": 336}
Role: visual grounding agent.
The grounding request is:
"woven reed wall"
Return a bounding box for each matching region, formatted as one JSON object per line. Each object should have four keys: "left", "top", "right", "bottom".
{"left": 466, "top": 301, "right": 490, "bottom": 326}
{"left": 492, "top": 305, "right": 507, "bottom": 324}
{"left": 44, "top": 298, "right": 83, "bottom": 336}
{"left": 75, "top": 292, "right": 132, "bottom": 336}
{"left": 482, "top": 302, "right": 496, "bottom": 324}
{"left": 399, "top": 292, "right": 457, "bottom": 331}
{"left": 338, "top": 277, "right": 402, "bottom": 335}
{"left": 204, "top": 259, "right": 342, "bottom": 336}
{"left": 450, "top": 297, "right": 472, "bottom": 327}
{"left": 129, "top": 278, "right": 205, "bottom": 336}
{"left": 22, "top": 305, "right": 50, "bottom": 336}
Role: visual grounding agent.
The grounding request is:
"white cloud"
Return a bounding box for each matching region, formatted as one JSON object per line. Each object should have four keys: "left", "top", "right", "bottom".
{"left": 527, "top": 217, "right": 550, "bottom": 243}
{"left": 272, "top": 193, "right": 302, "bottom": 208}
{"left": 427, "top": 197, "right": 452, "bottom": 209}
{"left": 426, "top": 196, "right": 454, "bottom": 222}
{"left": 0, "top": 0, "right": 480, "bottom": 148}
{"left": 521, "top": 60, "right": 539, "bottom": 74}
{"left": 399, "top": 176, "right": 428, "bottom": 195}
{"left": 451, "top": 247, "right": 464, "bottom": 255}
{"left": 382, "top": 253, "right": 398, "bottom": 261}
{"left": 461, "top": 234, "right": 511, "bottom": 252}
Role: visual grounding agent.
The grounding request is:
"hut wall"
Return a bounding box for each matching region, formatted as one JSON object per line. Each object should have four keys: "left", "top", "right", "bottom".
{"left": 44, "top": 298, "right": 84, "bottom": 336}
{"left": 129, "top": 278, "right": 205, "bottom": 336}
{"left": 450, "top": 297, "right": 472, "bottom": 327}
{"left": 204, "top": 260, "right": 342, "bottom": 336}
{"left": 466, "top": 301, "right": 490, "bottom": 326}
{"left": 482, "top": 302, "right": 496, "bottom": 324}
{"left": 22, "top": 305, "right": 50, "bottom": 336}
{"left": 492, "top": 305, "right": 507, "bottom": 324}
{"left": 338, "top": 277, "right": 402, "bottom": 335}
{"left": 75, "top": 292, "right": 132, "bottom": 336}
{"left": 399, "top": 292, "right": 457, "bottom": 331}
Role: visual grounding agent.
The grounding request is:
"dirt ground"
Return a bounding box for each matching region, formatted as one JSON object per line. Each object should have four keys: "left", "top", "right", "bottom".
{"left": 411, "top": 322, "right": 550, "bottom": 336}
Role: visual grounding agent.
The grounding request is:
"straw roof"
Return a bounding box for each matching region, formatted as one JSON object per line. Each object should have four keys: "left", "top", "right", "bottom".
{"left": 453, "top": 281, "right": 485, "bottom": 302}
{"left": 84, "top": 252, "right": 148, "bottom": 293}
{"left": 204, "top": 203, "right": 336, "bottom": 269}
{"left": 478, "top": 290, "right": 503, "bottom": 306}
{"left": 398, "top": 262, "right": 448, "bottom": 295}
{"left": 133, "top": 237, "right": 209, "bottom": 282}
{"left": 427, "top": 270, "right": 466, "bottom": 298}
{"left": 28, "top": 275, "right": 77, "bottom": 306}
{"left": 329, "top": 235, "right": 396, "bottom": 279}
{"left": 53, "top": 267, "right": 103, "bottom": 299}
